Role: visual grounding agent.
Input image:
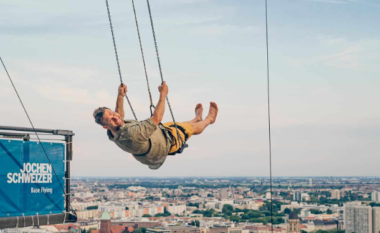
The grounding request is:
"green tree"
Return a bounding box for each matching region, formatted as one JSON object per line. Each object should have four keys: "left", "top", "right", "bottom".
{"left": 142, "top": 214, "right": 151, "bottom": 217}
{"left": 310, "top": 209, "right": 323, "bottom": 215}
{"left": 370, "top": 202, "right": 380, "bottom": 207}
{"left": 190, "top": 220, "right": 200, "bottom": 227}
{"left": 228, "top": 215, "right": 240, "bottom": 222}
{"left": 187, "top": 203, "right": 200, "bottom": 208}
{"left": 86, "top": 228, "right": 97, "bottom": 233}
{"left": 233, "top": 208, "right": 243, "bottom": 213}
{"left": 203, "top": 209, "right": 215, "bottom": 217}
{"left": 133, "top": 228, "right": 142, "bottom": 233}
{"left": 284, "top": 208, "right": 291, "bottom": 214}
{"left": 155, "top": 209, "right": 171, "bottom": 217}
{"left": 262, "top": 211, "right": 271, "bottom": 216}
{"left": 248, "top": 211, "right": 262, "bottom": 218}
{"left": 134, "top": 228, "right": 147, "bottom": 233}
{"left": 224, "top": 211, "right": 233, "bottom": 216}
{"left": 222, "top": 204, "right": 233, "bottom": 214}
{"left": 326, "top": 209, "right": 333, "bottom": 214}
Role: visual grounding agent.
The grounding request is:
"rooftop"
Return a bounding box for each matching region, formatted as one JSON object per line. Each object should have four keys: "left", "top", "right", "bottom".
{"left": 101, "top": 211, "right": 111, "bottom": 220}
{"left": 289, "top": 211, "right": 299, "bottom": 220}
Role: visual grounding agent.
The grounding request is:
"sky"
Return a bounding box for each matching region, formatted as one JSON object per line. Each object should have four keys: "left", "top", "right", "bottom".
{"left": 1, "top": 0, "right": 379, "bottom": 177}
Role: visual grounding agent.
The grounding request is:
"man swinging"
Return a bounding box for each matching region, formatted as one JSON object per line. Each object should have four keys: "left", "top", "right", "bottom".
{"left": 93, "top": 82, "right": 218, "bottom": 170}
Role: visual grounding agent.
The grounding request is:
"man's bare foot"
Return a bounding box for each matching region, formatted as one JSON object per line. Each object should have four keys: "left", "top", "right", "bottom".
{"left": 195, "top": 103, "right": 203, "bottom": 122}
{"left": 206, "top": 102, "right": 218, "bottom": 124}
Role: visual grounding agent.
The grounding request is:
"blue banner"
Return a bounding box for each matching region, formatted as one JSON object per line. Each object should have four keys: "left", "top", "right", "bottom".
{"left": 0, "top": 139, "right": 65, "bottom": 217}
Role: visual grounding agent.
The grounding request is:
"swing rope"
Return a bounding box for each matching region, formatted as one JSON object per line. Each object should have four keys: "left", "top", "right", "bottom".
{"left": 105, "top": 0, "right": 138, "bottom": 120}
{"left": 131, "top": 0, "right": 154, "bottom": 113}
{"left": 129, "top": 0, "right": 187, "bottom": 152}
{"left": 145, "top": 0, "right": 187, "bottom": 151}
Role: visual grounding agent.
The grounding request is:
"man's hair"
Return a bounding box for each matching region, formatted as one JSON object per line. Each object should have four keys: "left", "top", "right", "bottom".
{"left": 93, "top": 107, "right": 110, "bottom": 126}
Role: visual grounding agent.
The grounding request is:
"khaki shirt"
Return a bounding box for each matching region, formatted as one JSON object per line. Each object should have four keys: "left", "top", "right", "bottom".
{"left": 107, "top": 118, "right": 171, "bottom": 170}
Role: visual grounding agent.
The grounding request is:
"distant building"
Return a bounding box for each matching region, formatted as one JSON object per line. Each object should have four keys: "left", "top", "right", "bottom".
{"left": 281, "top": 204, "right": 293, "bottom": 212}
{"left": 373, "top": 207, "right": 380, "bottom": 233}
{"left": 293, "top": 192, "right": 302, "bottom": 202}
{"left": 344, "top": 202, "right": 372, "bottom": 233}
{"left": 287, "top": 211, "right": 301, "bottom": 233}
{"left": 2, "top": 228, "right": 53, "bottom": 233}
{"left": 168, "top": 226, "right": 201, "bottom": 233}
{"left": 92, "top": 211, "right": 135, "bottom": 233}
{"left": 209, "top": 227, "right": 229, "bottom": 233}
{"left": 300, "top": 219, "right": 338, "bottom": 231}
{"left": 100, "top": 211, "right": 111, "bottom": 233}
{"left": 220, "top": 189, "right": 229, "bottom": 199}
{"left": 301, "top": 193, "right": 310, "bottom": 202}
{"left": 111, "top": 221, "right": 160, "bottom": 229}
{"left": 372, "top": 191, "right": 380, "bottom": 203}
{"left": 199, "top": 190, "right": 208, "bottom": 198}
{"left": 245, "top": 226, "right": 285, "bottom": 233}
{"left": 2, "top": 229, "right": 20, "bottom": 233}
{"left": 78, "top": 220, "right": 100, "bottom": 230}
{"left": 309, "top": 178, "right": 313, "bottom": 187}
{"left": 166, "top": 205, "right": 186, "bottom": 215}
{"left": 210, "top": 227, "right": 247, "bottom": 233}
{"left": 146, "top": 228, "right": 171, "bottom": 233}
{"left": 331, "top": 190, "right": 340, "bottom": 200}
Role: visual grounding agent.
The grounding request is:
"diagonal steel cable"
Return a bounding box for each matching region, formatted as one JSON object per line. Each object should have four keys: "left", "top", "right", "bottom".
{"left": 0, "top": 56, "right": 76, "bottom": 217}
{"left": 264, "top": 0, "right": 274, "bottom": 231}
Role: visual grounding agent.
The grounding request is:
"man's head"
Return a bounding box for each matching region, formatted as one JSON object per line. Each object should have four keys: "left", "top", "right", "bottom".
{"left": 93, "top": 107, "right": 124, "bottom": 131}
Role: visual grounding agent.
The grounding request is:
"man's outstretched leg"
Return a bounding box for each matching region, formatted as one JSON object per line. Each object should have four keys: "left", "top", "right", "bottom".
{"left": 184, "top": 104, "right": 203, "bottom": 124}
{"left": 191, "top": 102, "right": 218, "bottom": 135}
{"left": 162, "top": 102, "right": 217, "bottom": 154}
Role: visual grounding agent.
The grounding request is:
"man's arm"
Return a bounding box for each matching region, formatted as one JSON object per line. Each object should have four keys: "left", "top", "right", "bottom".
{"left": 115, "top": 84, "right": 127, "bottom": 119}
{"left": 151, "top": 81, "right": 168, "bottom": 126}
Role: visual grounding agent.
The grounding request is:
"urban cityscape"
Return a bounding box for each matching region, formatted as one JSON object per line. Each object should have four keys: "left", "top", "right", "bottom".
{"left": 1, "top": 0, "right": 379, "bottom": 233}
{"left": 2, "top": 177, "right": 380, "bottom": 233}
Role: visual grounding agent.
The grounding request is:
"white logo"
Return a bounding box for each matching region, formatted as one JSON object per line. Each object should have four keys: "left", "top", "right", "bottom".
{"left": 7, "top": 163, "right": 53, "bottom": 184}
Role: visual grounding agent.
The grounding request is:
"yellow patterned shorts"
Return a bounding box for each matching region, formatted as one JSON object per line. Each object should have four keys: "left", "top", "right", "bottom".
{"left": 162, "top": 122, "right": 194, "bottom": 154}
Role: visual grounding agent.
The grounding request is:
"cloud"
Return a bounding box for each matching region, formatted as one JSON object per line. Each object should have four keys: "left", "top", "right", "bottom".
{"left": 317, "top": 36, "right": 347, "bottom": 46}
{"left": 307, "top": 0, "right": 358, "bottom": 3}
{"left": 21, "top": 62, "right": 99, "bottom": 84}
{"left": 2, "top": 0, "right": 380, "bottom": 177}
{"left": 178, "top": 24, "right": 259, "bottom": 37}
{"left": 157, "top": 15, "right": 223, "bottom": 26}
{"left": 287, "top": 38, "right": 380, "bottom": 70}
{"left": 317, "top": 45, "right": 363, "bottom": 68}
